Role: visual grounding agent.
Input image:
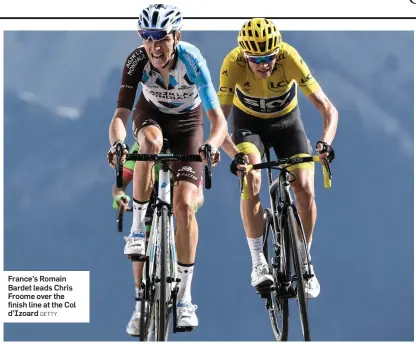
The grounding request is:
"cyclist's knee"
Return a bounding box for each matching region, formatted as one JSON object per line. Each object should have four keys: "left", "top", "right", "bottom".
{"left": 174, "top": 198, "right": 194, "bottom": 222}
{"left": 137, "top": 127, "right": 163, "bottom": 153}
{"left": 173, "top": 183, "right": 198, "bottom": 221}
{"left": 292, "top": 173, "right": 315, "bottom": 202}
{"left": 236, "top": 143, "right": 262, "bottom": 201}
{"left": 242, "top": 170, "right": 262, "bottom": 200}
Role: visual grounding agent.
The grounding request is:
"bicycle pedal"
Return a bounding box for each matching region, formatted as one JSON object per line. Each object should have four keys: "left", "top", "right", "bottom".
{"left": 256, "top": 284, "right": 275, "bottom": 298}
{"left": 303, "top": 273, "right": 315, "bottom": 280}
{"left": 127, "top": 254, "right": 147, "bottom": 262}
{"left": 279, "top": 285, "right": 297, "bottom": 299}
{"left": 175, "top": 326, "right": 194, "bottom": 332}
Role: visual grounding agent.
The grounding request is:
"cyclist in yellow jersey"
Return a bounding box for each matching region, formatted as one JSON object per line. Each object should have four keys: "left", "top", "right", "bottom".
{"left": 219, "top": 18, "right": 338, "bottom": 298}
{"left": 111, "top": 141, "right": 204, "bottom": 336}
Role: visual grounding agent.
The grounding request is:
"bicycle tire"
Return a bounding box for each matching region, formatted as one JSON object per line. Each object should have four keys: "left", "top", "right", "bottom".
{"left": 140, "top": 292, "right": 155, "bottom": 341}
{"left": 286, "top": 206, "right": 310, "bottom": 341}
{"left": 263, "top": 209, "right": 289, "bottom": 341}
{"left": 139, "top": 281, "right": 156, "bottom": 341}
{"left": 156, "top": 204, "right": 169, "bottom": 341}
{"left": 139, "top": 287, "right": 147, "bottom": 341}
{"left": 140, "top": 229, "right": 158, "bottom": 341}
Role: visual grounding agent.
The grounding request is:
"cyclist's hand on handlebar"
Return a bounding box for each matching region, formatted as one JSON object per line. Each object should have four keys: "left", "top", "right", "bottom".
{"left": 199, "top": 143, "right": 220, "bottom": 166}
{"left": 108, "top": 140, "right": 129, "bottom": 168}
{"left": 230, "top": 152, "right": 249, "bottom": 176}
{"left": 113, "top": 194, "right": 131, "bottom": 212}
{"left": 316, "top": 141, "right": 335, "bottom": 163}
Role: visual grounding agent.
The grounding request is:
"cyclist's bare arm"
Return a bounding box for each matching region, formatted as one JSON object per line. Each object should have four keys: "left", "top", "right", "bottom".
{"left": 219, "top": 104, "right": 240, "bottom": 159}
{"left": 109, "top": 107, "right": 131, "bottom": 145}
{"left": 204, "top": 107, "right": 228, "bottom": 149}
{"left": 112, "top": 174, "right": 132, "bottom": 211}
{"left": 306, "top": 89, "right": 338, "bottom": 145}
{"left": 109, "top": 47, "right": 143, "bottom": 146}
{"left": 112, "top": 174, "right": 132, "bottom": 198}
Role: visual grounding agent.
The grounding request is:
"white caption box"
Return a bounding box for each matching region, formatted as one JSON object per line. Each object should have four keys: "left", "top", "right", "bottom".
{"left": 2, "top": 271, "right": 90, "bottom": 323}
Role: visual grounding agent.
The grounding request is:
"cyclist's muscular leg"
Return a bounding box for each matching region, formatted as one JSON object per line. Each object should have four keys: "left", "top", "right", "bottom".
{"left": 132, "top": 125, "right": 163, "bottom": 231}
{"left": 289, "top": 164, "right": 321, "bottom": 298}
{"left": 238, "top": 144, "right": 273, "bottom": 288}
{"left": 124, "top": 122, "right": 163, "bottom": 258}
{"left": 173, "top": 181, "right": 198, "bottom": 304}
{"left": 174, "top": 181, "right": 199, "bottom": 264}
{"left": 240, "top": 151, "right": 264, "bottom": 240}
{"left": 289, "top": 165, "right": 317, "bottom": 254}
{"left": 134, "top": 125, "right": 163, "bottom": 201}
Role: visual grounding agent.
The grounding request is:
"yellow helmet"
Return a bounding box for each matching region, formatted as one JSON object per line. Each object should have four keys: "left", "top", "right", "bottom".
{"left": 238, "top": 18, "right": 282, "bottom": 55}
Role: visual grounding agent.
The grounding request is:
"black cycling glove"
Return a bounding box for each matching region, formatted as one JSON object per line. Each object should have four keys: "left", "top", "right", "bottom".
{"left": 230, "top": 152, "right": 246, "bottom": 175}
{"left": 316, "top": 141, "right": 335, "bottom": 163}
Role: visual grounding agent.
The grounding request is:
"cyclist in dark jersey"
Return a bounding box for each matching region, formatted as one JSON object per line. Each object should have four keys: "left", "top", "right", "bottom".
{"left": 107, "top": 4, "right": 227, "bottom": 333}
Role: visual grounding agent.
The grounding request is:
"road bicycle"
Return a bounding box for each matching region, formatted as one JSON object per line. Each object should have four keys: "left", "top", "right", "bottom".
{"left": 114, "top": 141, "right": 212, "bottom": 341}
{"left": 240, "top": 146, "right": 332, "bottom": 341}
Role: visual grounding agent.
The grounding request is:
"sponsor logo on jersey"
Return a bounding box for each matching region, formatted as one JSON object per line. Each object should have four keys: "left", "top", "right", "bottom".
{"left": 126, "top": 50, "right": 146, "bottom": 76}
{"left": 219, "top": 86, "right": 233, "bottom": 93}
{"left": 276, "top": 52, "right": 287, "bottom": 62}
{"left": 182, "top": 51, "right": 201, "bottom": 76}
{"left": 178, "top": 85, "right": 192, "bottom": 90}
{"left": 236, "top": 55, "right": 247, "bottom": 67}
{"left": 177, "top": 165, "right": 197, "bottom": 181}
{"left": 146, "top": 89, "right": 195, "bottom": 100}
{"left": 268, "top": 80, "right": 288, "bottom": 92}
{"left": 235, "top": 82, "right": 296, "bottom": 114}
{"left": 300, "top": 73, "right": 315, "bottom": 86}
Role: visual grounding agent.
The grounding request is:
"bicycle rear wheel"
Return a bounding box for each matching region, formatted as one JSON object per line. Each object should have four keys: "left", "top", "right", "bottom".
{"left": 156, "top": 205, "right": 170, "bottom": 341}
{"left": 263, "top": 208, "right": 289, "bottom": 341}
{"left": 140, "top": 291, "right": 155, "bottom": 341}
{"left": 286, "top": 206, "right": 310, "bottom": 341}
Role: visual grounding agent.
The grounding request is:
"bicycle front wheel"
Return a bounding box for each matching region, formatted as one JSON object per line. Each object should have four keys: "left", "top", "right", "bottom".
{"left": 263, "top": 208, "right": 289, "bottom": 341}
{"left": 286, "top": 206, "right": 310, "bottom": 341}
{"left": 156, "top": 204, "right": 170, "bottom": 341}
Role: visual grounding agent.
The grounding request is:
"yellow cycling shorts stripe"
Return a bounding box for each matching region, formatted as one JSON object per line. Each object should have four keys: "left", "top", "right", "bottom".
{"left": 285, "top": 153, "right": 314, "bottom": 171}
{"left": 236, "top": 142, "right": 260, "bottom": 155}
{"left": 241, "top": 176, "right": 250, "bottom": 200}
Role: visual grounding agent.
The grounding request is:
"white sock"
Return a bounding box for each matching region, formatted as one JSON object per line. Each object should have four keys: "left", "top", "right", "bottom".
{"left": 135, "top": 286, "right": 140, "bottom": 311}
{"left": 131, "top": 199, "right": 149, "bottom": 236}
{"left": 247, "top": 236, "right": 267, "bottom": 267}
{"left": 177, "top": 262, "right": 194, "bottom": 303}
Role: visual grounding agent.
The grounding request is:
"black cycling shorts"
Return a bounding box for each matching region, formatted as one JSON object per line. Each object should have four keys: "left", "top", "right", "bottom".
{"left": 232, "top": 105, "right": 313, "bottom": 169}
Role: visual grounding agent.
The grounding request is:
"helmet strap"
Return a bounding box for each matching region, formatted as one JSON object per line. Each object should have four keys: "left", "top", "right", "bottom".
{"left": 161, "top": 31, "right": 178, "bottom": 69}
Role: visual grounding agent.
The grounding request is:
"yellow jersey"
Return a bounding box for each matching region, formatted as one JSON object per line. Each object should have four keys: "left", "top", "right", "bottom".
{"left": 217, "top": 42, "right": 321, "bottom": 119}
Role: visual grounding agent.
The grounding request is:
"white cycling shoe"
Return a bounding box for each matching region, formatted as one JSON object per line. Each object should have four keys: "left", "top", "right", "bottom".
{"left": 124, "top": 231, "right": 146, "bottom": 256}
{"left": 303, "top": 264, "right": 320, "bottom": 298}
{"left": 126, "top": 302, "right": 143, "bottom": 336}
{"left": 251, "top": 263, "right": 274, "bottom": 288}
{"left": 176, "top": 300, "right": 198, "bottom": 328}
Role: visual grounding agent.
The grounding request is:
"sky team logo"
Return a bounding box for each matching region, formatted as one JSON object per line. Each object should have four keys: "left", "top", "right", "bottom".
{"left": 236, "top": 83, "right": 296, "bottom": 114}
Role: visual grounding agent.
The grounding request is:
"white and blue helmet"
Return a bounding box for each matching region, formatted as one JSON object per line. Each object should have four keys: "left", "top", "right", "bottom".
{"left": 138, "top": 4, "right": 183, "bottom": 33}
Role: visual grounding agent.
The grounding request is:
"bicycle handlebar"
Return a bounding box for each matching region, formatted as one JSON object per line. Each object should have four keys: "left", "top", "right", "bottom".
{"left": 116, "top": 206, "right": 132, "bottom": 232}
{"left": 114, "top": 142, "right": 213, "bottom": 190}
{"left": 242, "top": 155, "right": 332, "bottom": 189}
{"left": 115, "top": 143, "right": 124, "bottom": 188}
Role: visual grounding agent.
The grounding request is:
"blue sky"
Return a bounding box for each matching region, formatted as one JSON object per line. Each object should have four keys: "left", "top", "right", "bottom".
{"left": 3, "top": 30, "right": 414, "bottom": 341}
